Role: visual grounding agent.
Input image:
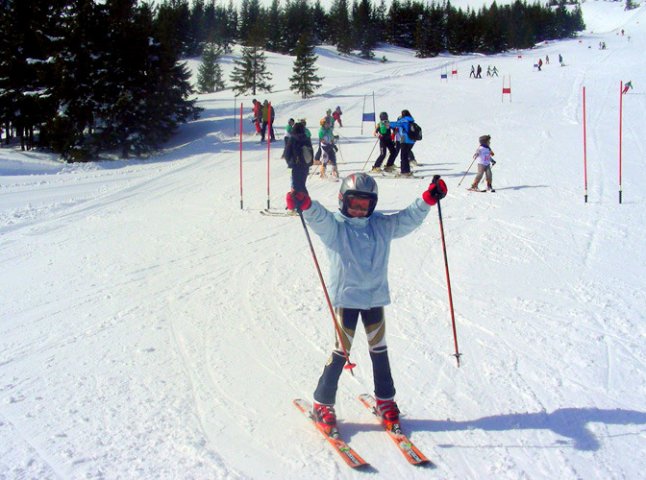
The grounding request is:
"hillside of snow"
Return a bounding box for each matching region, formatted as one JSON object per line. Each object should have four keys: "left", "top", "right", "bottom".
{"left": 1, "top": 2, "right": 645, "bottom": 479}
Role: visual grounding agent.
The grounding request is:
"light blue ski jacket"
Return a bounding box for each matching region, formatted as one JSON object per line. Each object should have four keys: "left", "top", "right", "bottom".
{"left": 303, "top": 198, "right": 431, "bottom": 309}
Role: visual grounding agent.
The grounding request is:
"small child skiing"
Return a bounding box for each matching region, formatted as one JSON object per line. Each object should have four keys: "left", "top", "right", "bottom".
{"left": 285, "top": 172, "right": 448, "bottom": 435}
{"left": 469, "top": 134, "right": 496, "bottom": 192}
{"left": 318, "top": 117, "right": 338, "bottom": 179}
{"left": 332, "top": 106, "right": 343, "bottom": 127}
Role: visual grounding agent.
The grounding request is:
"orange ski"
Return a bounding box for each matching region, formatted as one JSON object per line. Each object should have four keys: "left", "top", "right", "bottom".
{"left": 293, "top": 398, "right": 369, "bottom": 469}
{"left": 358, "top": 394, "right": 432, "bottom": 466}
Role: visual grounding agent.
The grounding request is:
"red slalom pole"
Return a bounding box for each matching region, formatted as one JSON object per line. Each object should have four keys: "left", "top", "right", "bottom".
{"left": 297, "top": 209, "right": 356, "bottom": 373}
{"left": 432, "top": 175, "right": 462, "bottom": 367}
{"left": 239, "top": 103, "right": 244, "bottom": 210}
{"left": 582, "top": 86, "right": 588, "bottom": 203}
{"left": 619, "top": 81, "right": 623, "bottom": 204}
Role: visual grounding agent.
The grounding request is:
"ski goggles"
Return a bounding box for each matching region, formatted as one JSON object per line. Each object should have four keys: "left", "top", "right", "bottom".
{"left": 346, "top": 196, "right": 371, "bottom": 211}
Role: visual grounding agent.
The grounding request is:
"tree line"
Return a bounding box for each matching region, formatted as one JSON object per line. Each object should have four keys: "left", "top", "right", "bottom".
{"left": 0, "top": 0, "right": 200, "bottom": 160}
{"left": 1, "top": 0, "right": 585, "bottom": 160}
{"left": 163, "top": 0, "right": 585, "bottom": 59}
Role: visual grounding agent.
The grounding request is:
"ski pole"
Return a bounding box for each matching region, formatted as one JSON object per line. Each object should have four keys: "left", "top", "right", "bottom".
{"left": 296, "top": 208, "right": 356, "bottom": 373}
{"left": 361, "top": 138, "right": 379, "bottom": 171}
{"left": 336, "top": 143, "right": 345, "bottom": 165}
{"left": 457, "top": 156, "right": 477, "bottom": 187}
{"left": 432, "top": 175, "right": 462, "bottom": 367}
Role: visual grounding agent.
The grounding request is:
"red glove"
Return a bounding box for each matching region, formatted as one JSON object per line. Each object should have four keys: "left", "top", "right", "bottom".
{"left": 286, "top": 191, "right": 312, "bottom": 211}
{"left": 422, "top": 178, "right": 448, "bottom": 206}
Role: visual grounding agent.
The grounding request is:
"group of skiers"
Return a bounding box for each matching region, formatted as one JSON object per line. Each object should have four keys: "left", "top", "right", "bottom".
{"left": 370, "top": 110, "right": 419, "bottom": 176}
{"left": 251, "top": 98, "right": 276, "bottom": 142}
{"left": 469, "top": 64, "right": 500, "bottom": 77}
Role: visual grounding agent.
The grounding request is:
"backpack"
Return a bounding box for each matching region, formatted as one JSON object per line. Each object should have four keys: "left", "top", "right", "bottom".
{"left": 286, "top": 134, "right": 313, "bottom": 167}
{"left": 407, "top": 122, "right": 422, "bottom": 141}
{"left": 300, "top": 141, "right": 313, "bottom": 165}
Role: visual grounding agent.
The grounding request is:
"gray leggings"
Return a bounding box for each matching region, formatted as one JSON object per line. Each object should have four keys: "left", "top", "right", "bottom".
{"left": 473, "top": 164, "right": 492, "bottom": 186}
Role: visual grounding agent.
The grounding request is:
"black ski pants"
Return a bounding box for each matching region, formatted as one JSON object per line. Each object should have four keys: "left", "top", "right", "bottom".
{"left": 373, "top": 136, "right": 396, "bottom": 168}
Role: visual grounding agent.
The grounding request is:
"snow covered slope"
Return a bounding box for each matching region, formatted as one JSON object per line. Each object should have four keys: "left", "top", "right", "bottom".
{"left": 1, "top": 2, "right": 645, "bottom": 479}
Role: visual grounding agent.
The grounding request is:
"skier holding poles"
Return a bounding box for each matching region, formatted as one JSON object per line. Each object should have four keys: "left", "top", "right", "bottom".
{"left": 286, "top": 172, "right": 448, "bottom": 435}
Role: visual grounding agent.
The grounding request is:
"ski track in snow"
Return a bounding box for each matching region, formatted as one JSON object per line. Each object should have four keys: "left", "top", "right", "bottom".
{"left": 2, "top": 3, "right": 646, "bottom": 479}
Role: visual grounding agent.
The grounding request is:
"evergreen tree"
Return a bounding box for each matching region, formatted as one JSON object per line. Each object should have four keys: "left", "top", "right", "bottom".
{"left": 310, "top": 1, "right": 329, "bottom": 44}
{"left": 265, "top": 0, "right": 283, "bottom": 52}
{"left": 354, "top": 0, "right": 377, "bottom": 59}
{"left": 0, "top": 0, "right": 64, "bottom": 150}
{"left": 330, "top": 0, "right": 353, "bottom": 53}
{"left": 197, "top": 43, "right": 225, "bottom": 93}
{"left": 289, "top": 33, "right": 323, "bottom": 98}
{"left": 284, "top": 0, "right": 313, "bottom": 53}
{"left": 96, "top": 1, "right": 200, "bottom": 158}
{"left": 229, "top": 46, "right": 273, "bottom": 95}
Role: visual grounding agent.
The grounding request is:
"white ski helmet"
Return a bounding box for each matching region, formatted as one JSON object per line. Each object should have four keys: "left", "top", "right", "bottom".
{"left": 338, "top": 172, "right": 378, "bottom": 216}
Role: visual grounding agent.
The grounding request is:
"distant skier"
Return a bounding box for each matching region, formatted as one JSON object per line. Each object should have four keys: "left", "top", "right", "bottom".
{"left": 251, "top": 99, "right": 262, "bottom": 134}
{"left": 332, "top": 106, "right": 343, "bottom": 127}
{"left": 388, "top": 110, "right": 417, "bottom": 176}
{"left": 469, "top": 134, "right": 496, "bottom": 192}
{"left": 283, "top": 120, "right": 314, "bottom": 194}
{"left": 260, "top": 100, "right": 276, "bottom": 142}
{"left": 622, "top": 80, "right": 633, "bottom": 95}
{"left": 285, "top": 172, "right": 448, "bottom": 435}
{"left": 318, "top": 117, "right": 338, "bottom": 179}
{"left": 371, "top": 112, "right": 396, "bottom": 173}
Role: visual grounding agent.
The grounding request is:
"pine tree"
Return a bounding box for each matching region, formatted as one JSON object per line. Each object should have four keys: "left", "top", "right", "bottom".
{"left": 197, "top": 43, "right": 225, "bottom": 93}
{"left": 229, "top": 45, "right": 273, "bottom": 96}
{"left": 330, "top": 0, "right": 353, "bottom": 54}
{"left": 289, "top": 33, "right": 323, "bottom": 99}
{"left": 0, "top": 0, "right": 64, "bottom": 150}
{"left": 355, "top": 0, "right": 377, "bottom": 59}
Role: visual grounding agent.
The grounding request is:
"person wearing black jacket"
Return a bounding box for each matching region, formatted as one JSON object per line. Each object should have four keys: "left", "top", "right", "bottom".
{"left": 283, "top": 121, "right": 313, "bottom": 193}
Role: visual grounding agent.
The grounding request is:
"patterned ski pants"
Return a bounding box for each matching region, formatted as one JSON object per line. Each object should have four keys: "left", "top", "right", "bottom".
{"left": 313, "top": 307, "right": 395, "bottom": 405}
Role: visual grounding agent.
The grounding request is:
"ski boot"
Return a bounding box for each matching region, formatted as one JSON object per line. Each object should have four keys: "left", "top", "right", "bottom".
{"left": 313, "top": 402, "right": 337, "bottom": 436}
{"left": 376, "top": 398, "right": 401, "bottom": 432}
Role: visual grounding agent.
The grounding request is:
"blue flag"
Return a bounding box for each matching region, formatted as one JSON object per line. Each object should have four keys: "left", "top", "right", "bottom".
{"left": 362, "top": 112, "right": 375, "bottom": 122}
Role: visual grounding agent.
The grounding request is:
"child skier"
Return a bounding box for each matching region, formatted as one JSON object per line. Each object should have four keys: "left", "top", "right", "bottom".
{"left": 371, "top": 112, "right": 396, "bottom": 172}
{"left": 283, "top": 121, "right": 314, "bottom": 194}
{"left": 318, "top": 118, "right": 338, "bottom": 179}
{"left": 285, "top": 172, "right": 448, "bottom": 434}
{"left": 469, "top": 134, "right": 496, "bottom": 192}
{"left": 332, "top": 106, "right": 343, "bottom": 127}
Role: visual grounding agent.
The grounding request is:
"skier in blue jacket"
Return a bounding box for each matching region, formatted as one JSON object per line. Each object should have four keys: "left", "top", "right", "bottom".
{"left": 286, "top": 172, "right": 448, "bottom": 434}
{"left": 388, "top": 110, "right": 416, "bottom": 176}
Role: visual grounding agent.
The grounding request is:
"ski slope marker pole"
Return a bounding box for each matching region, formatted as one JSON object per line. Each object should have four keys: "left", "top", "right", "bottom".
{"left": 432, "top": 175, "right": 462, "bottom": 367}
{"left": 582, "top": 86, "right": 588, "bottom": 203}
{"left": 618, "top": 82, "right": 623, "bottom": 204}
{"left": 267, "top": 102, "right": 273, "bottom": 210}
{"left": 296, "top": 208, "right": 356, "bottom": 373}
{"left": 239, "top": 103, "right": 244, "bottom": 210}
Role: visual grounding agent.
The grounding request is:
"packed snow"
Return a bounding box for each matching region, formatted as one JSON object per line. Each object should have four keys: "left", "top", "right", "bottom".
{"left": 1, "top": 2, "right": 645, "bottom": 479}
